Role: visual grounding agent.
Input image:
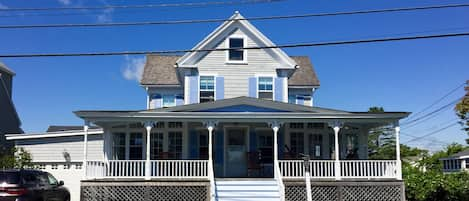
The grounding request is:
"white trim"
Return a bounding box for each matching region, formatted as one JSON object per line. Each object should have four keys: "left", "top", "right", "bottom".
{"left": 199, "top": 75, "right": 217, "bottom": 102}
{"left": 184, "top": 76, "right": 190, "bottom": 105}
{"left": 6, "top": 129, "right": 103, "bottom": 140}
{"left": 225, "top": 35, "right": 248, "bottom": 64}
{"left": 256, "top": 75, "right": 275, "bottom": 100}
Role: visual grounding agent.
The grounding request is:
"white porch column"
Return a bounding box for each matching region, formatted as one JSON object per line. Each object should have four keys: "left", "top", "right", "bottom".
{"left": 145, "top": 122, "right": 154, "bottom": 180}
{"left": 83, "top": 121, "right": 89, "bottom": 179}
{"left": 270, "top": 121, "right": 281, "bottom": 179}
{"left": 330, "top": 121, "right": 342, "bottom": 181}
{"left": 208, "top": 126, "right": 214, "bottom": 163}
{"left": 394, "top": 123, "right": 402, "bottom": 180}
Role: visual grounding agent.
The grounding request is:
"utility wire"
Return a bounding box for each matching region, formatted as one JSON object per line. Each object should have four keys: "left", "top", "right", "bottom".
{"left": 0, "top": 0, "right": 284, "bottom": 12}
{"left": 401, "top": 98, "right": 461, "bottom": 126}
{"left": 403, "top": 122, "right": 459, "bottom": 143}
{"left": 1, "top": 32, "right": 469, "bottom": 58}
{"left": 1, "top": 3, "right": 469, "bottom": 29}
{"left": 403, "top": 82, "right": 466, "bottom": 122}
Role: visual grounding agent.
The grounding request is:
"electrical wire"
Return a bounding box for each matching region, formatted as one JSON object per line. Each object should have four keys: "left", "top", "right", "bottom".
{"left": 0, "top": 32, "right": 468, "bottom": 58}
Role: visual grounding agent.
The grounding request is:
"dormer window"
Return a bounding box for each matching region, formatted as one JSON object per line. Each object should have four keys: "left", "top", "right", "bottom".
{"left": 227, "top": 36, "right": 246, "bottom": 62}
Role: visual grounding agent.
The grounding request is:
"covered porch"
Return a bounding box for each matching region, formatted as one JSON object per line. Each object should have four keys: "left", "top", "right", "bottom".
{"left": 76, "top": 97, "right": 408, "bottom": 181}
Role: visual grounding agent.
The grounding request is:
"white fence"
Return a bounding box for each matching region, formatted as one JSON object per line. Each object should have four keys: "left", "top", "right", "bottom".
{"left": 86, "top": 160, "right": 209, "bottom": 179}
{"left": 279, "top": 160, "right": 398, "bottom": 179}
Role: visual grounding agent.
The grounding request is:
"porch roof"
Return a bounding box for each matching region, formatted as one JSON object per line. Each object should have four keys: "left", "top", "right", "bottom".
{"left": 74, "top": 97, "right": 409, "bottom": 125}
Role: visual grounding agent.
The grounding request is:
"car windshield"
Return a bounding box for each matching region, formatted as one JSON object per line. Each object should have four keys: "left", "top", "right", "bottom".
{"left": 0, "top": 171, "right": 20, "bottom": 184}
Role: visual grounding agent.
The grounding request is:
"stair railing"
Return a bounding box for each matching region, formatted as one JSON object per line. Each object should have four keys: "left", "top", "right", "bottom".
{"left": 274, "top": 160, "right": 285, "bottom": 201}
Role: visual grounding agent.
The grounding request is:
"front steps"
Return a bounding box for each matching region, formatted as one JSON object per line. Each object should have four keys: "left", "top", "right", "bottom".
{"left": 215, "top": 179, "right": 281, "bottom": 201}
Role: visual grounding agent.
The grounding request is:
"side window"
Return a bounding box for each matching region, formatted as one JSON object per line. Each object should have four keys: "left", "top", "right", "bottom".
{"left": 199, "top": 76, "right": 215, "bottom": 103}
{"left": 47, "top": 173, "right": 58, "bottom": 186}
{"left": 22, "top": 172, "right": 38, "bottom": 186}
{"left": 36, "top": 173, "right": 49, "bottom": 186}
{"left": 162, "top": 95, "right": 176, "bottom": 108}
{"left": 258, "top": 77, "right": 273, "bottom": 100}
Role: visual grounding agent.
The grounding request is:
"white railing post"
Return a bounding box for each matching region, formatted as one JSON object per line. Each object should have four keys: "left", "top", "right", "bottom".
{"left": 394, "top": 123, "right": 402, "bottom": 180}
{"left": 145, "top": 122, "right": 154, "bottom": 180}
{"left": 270, "top": 121, "right": 285, "bottom": 201}
{"left": 83, "top": 122, "right": 89, "bottom": 179}
{"left": 330, "top": 121, "right": 342, "bottom": 180}
{"left": 204, "top": 121, "right": 216, "bottom": 201}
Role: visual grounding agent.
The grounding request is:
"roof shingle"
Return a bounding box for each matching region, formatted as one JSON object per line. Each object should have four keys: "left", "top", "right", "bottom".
{"left": 141, "top": 54, "right": 320, "bottom": 87}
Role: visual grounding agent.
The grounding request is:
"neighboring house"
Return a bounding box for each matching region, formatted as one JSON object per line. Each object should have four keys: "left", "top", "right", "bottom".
{"left": 440, "top": 150, "right": 469, "bottom": 173}
{"left": 0, "top": 62, "right": 22, "bottom": 153}
{"left": 7, "top": 12, "right": 409, "bottom": 201}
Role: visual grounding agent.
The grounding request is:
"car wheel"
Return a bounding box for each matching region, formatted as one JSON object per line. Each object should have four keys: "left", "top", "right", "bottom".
{"left": 64, "top": 195, "right": 70, "bottom": 201}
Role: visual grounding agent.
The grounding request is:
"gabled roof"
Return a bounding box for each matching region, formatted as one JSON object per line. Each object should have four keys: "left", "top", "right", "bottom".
{"left": 141, "top": 55, "right": 319, "bottom": 87}
{"left": 140, "top": 55, "right": 181, "bottom": 86}
{"left": 0, "top": 62, "right": 15, "bottom": 76}
{"left": 176, "top": 11, "right": 296, "bottom": 68}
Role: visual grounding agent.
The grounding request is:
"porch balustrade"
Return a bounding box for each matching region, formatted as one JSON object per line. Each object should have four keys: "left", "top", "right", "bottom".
{"left": 85, "top": 160, "right": 209, "bottom": 179}
{"left": 278, "top": 160, "right": 398, "bottom": 179}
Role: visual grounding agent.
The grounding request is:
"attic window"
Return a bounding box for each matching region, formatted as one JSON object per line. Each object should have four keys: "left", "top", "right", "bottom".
{"left": 228, "top": 37, "right": 245, "bottom": 61}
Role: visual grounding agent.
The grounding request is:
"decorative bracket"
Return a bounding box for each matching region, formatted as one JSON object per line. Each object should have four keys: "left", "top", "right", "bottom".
{"left": 268, "top": 121, "right": 283, "bottom": 129}
{"left": 203, "top": 121, "right": 218, "bottom": 129}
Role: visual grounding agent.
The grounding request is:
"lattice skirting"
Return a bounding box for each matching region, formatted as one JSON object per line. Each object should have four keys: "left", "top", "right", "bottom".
{"left": 81, "top": 181, "right": 209, "bottom": 201}
{"left": 285, "top": 181, "right": 405, "bottom": 201}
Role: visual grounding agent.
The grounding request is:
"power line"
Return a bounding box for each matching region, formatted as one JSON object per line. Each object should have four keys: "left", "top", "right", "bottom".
{"left": 1, "top": 32, "right": 468, "bottom": 58}
{"left": 1, "top": 3, "right": 469, "bottom": 29}
{"left": 403, "top": 122, "right": 459, "bottom": 144}
{"left": 401, "top": 97, "right": 461, "bottom": 126}
{"left": 0, "top": 0, "right": 283, "bottom": 12}
{"left": 403, "top": 82, "right": 466, "bottom": 122}
{"left": 400, "top": 132, "right": 450, "bottom": 145}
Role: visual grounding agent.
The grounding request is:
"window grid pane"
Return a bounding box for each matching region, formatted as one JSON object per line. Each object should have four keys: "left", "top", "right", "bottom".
{"left": 200, "top": 76, "right": 214, "bottom": 91}
{"left": 129, "top": 133, "right": 143, "bottom": 160}
{"left": 162, "top": 95, "right": 176, "bottom": 108}
{"left": 168, "top": 132, "right": 183, "bottom": 159}
{"left": 229, "top": 38, "right": 244, "bottom": 61}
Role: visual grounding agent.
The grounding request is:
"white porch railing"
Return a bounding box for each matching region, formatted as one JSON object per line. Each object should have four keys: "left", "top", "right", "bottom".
{"left": 279, "top": 160, "right": 335, "bottom": 179}
{"left": 151, "top": 160, "right": 209, "bottom": 179}
{"left": 278, "top": 160, "right": 398, "bottom": 179}
{"left": 340, "top": 160, "right": 397, "bottom": 179}
{"left": 86, "top": 160, "right": 209, "bottom": 179}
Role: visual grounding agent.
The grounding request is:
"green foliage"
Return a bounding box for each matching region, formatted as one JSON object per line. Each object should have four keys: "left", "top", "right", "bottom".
{"left": 404, "top": 165, "right": 469, "bottom": 201}
{"left": 404, "top": 143, "right": 469, "bottom": 201}
{"left": 367, "top": 106, "right": 397, "bottom": 159}
{"left": 0, "top": 147, "right": 33, "bottom": 169}
{"left": 455, "top": 82, "right": 469, "bottom": 143}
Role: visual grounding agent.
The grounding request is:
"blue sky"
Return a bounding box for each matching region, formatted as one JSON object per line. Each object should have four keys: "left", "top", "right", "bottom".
{"left": 1, "top": 0, "right": 468, "bottom": 151}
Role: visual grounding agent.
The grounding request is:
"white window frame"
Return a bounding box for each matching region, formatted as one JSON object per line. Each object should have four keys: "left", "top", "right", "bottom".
{"left": 199, "top": 75, "right": 217, "bottom": 102}
{"left": 256, "top": 76, "right": 275, "bottom": 100}
{"left": 225, "top": 35, "right": 248, "bottom": 64}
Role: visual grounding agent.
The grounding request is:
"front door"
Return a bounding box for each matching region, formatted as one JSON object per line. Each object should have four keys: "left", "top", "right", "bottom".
{"left": 224, "top": 127, "right": 247, "bottom": 177}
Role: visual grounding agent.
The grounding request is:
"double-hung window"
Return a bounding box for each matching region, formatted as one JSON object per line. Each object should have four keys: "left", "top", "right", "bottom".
{"left": 228, "top": 37, "right": 244, "bottom": 61}
{"left": 200, "top": 76, "right": 215, "bottom": 103}
{"left": 129, "top": 133, "right": 143, "bottom": 160}
{"left": 112, "top": 133, "right": 126, "bottom": 160}
{"left": 162, "top": 95, "right": 176, "bottom": 108}
{"left": 258, "top": 77, "right": 273, "bottom": 100}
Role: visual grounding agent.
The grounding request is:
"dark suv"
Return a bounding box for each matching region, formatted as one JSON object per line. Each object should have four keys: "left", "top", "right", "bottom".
{"left": 0, "top": 169, "right": 70, "bottom": 201}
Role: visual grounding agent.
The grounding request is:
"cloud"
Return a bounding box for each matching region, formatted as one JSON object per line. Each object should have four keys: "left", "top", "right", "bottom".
{"left": 122, "top": 56, "right": 145, "bottom": 82}
{"left": 58, "top": 0, "right": 72, "bottom": 5}
{"left": 96, "top": 8, "right": 113, "bottom": 22}
{"left": 0, "top": 3, "right": 8, "bottom": 9}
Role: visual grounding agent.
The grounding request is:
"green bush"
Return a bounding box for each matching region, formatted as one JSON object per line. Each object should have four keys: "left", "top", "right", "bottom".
{"left": 404, "top": 164, "right": 469, "bottom": 201}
